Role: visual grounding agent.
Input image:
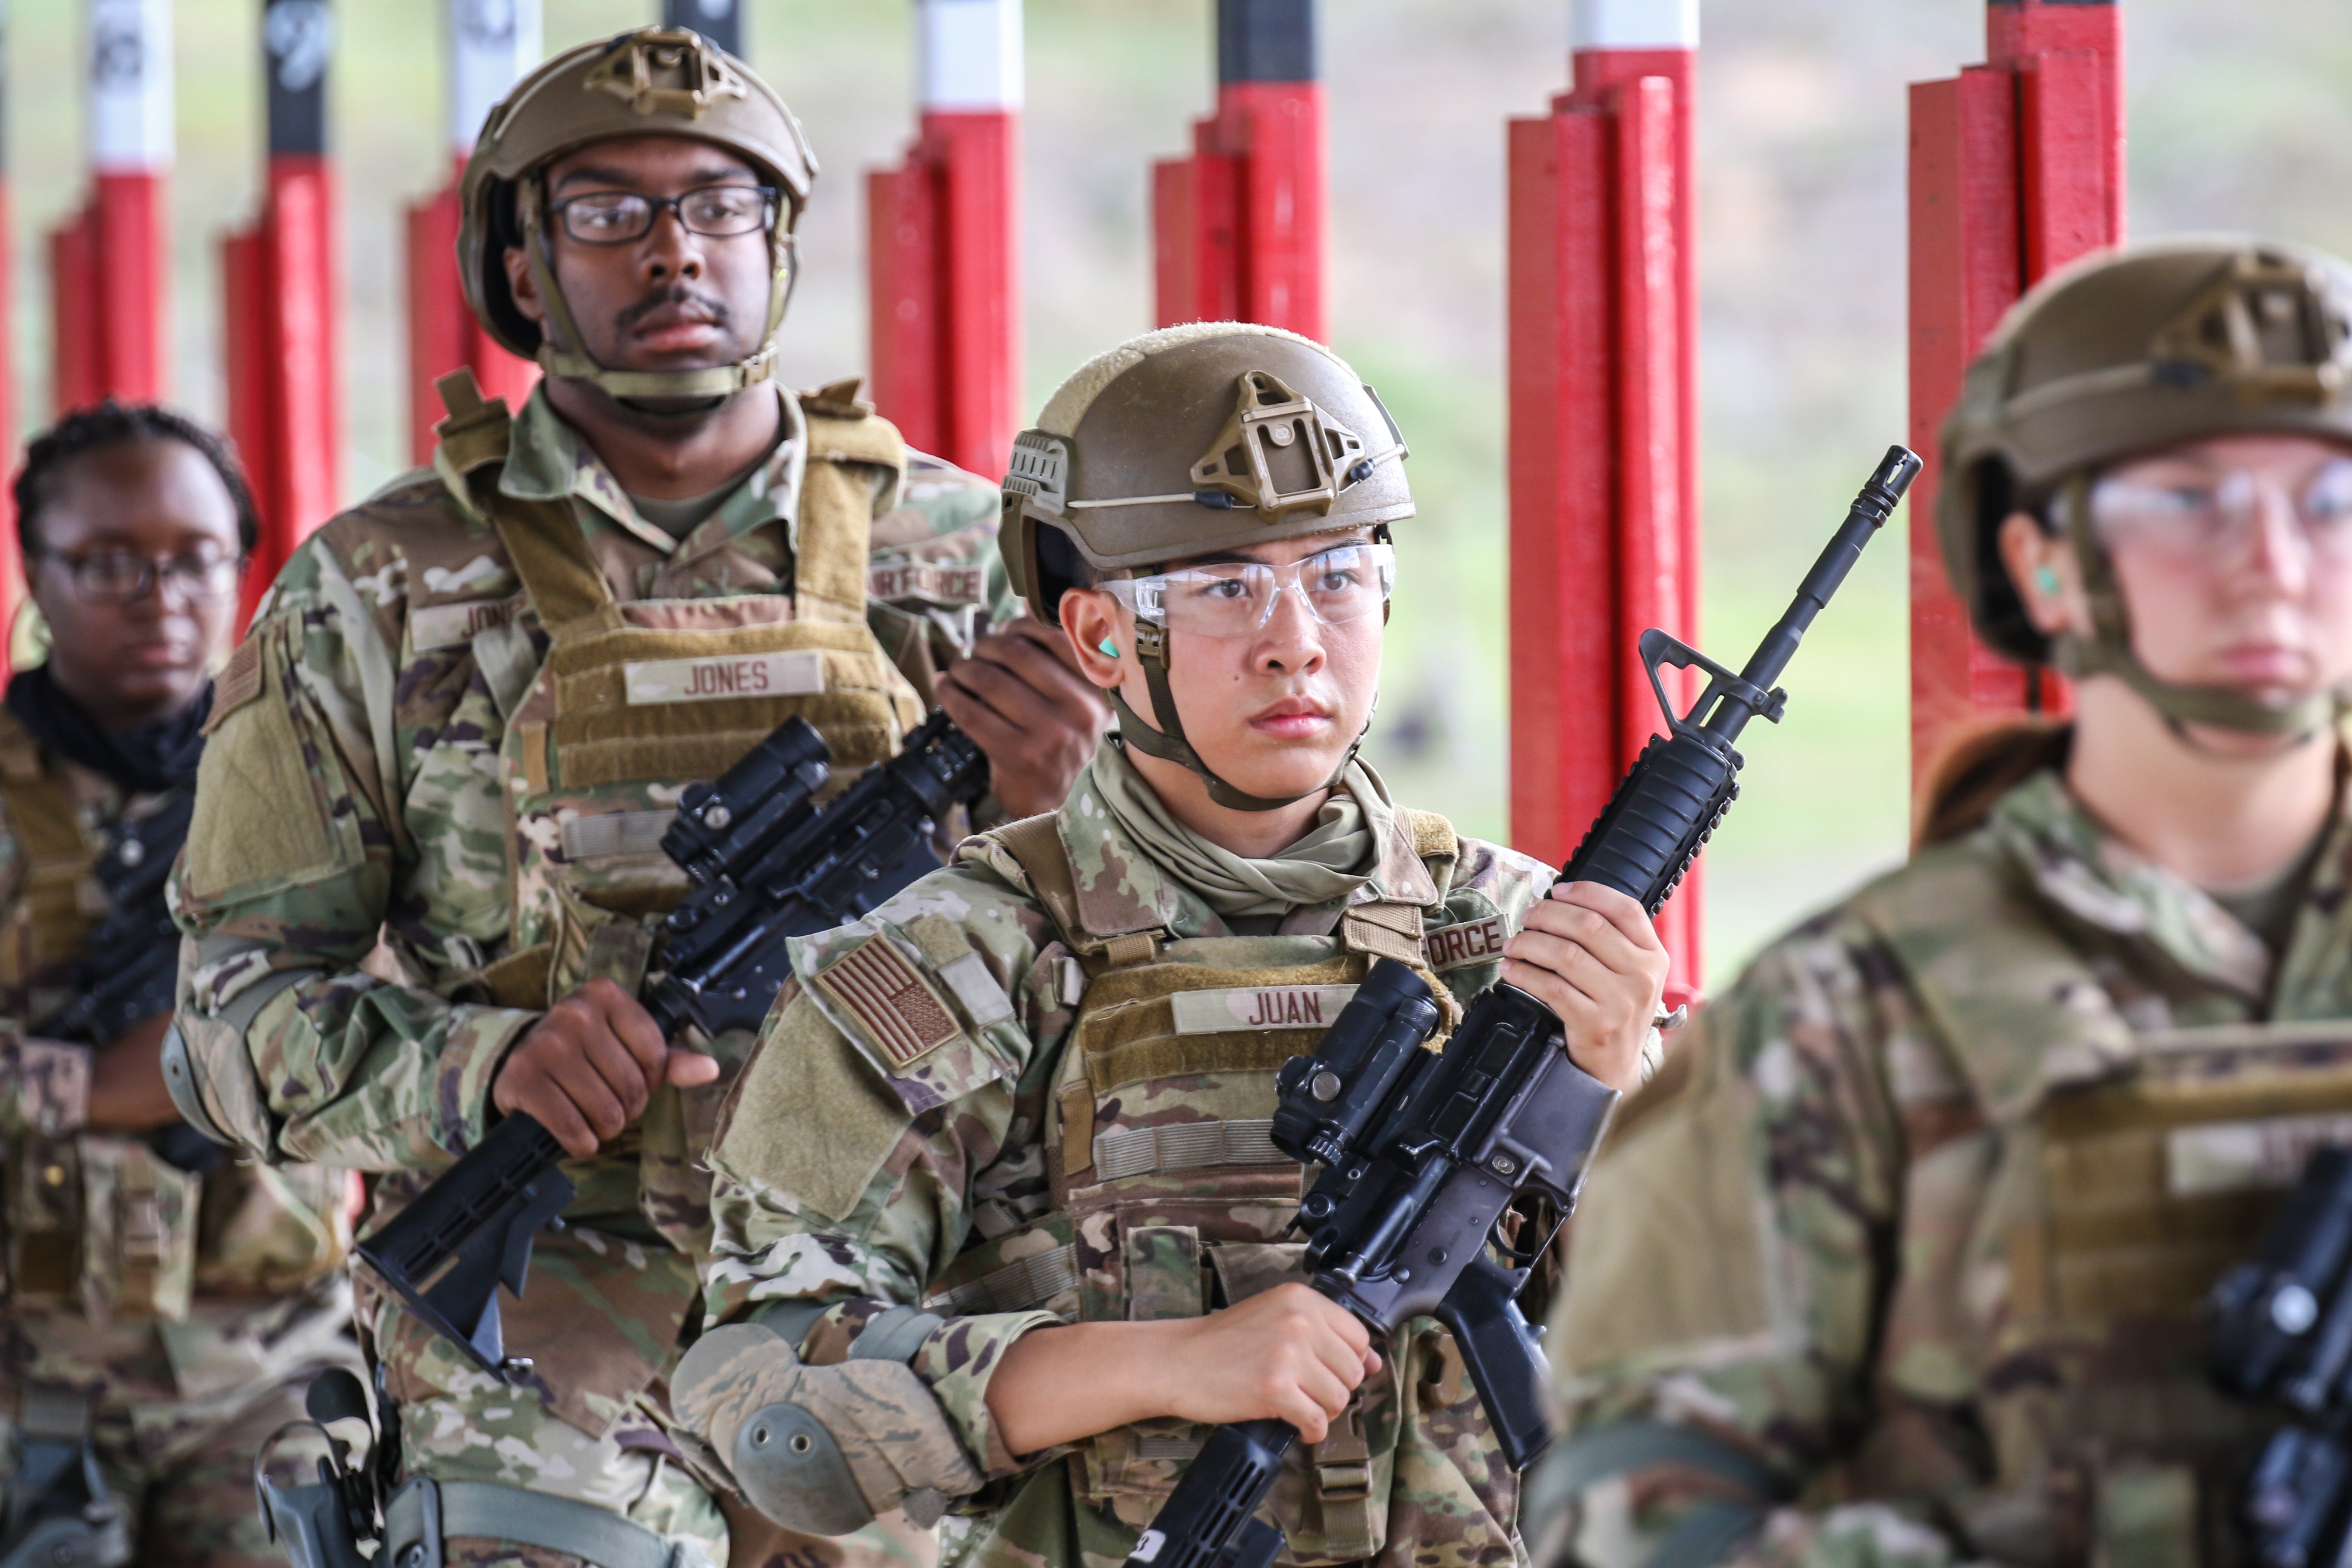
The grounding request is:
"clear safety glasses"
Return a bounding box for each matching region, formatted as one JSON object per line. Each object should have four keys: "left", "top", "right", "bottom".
{"left": 2089, "top": 457, "right": 2352, "bottom": 563}
{"left": 1100, "top": 542, "right": 1396, "bottom": 640}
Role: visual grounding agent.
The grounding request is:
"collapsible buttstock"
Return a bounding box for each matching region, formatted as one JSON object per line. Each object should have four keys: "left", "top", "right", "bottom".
{"left": 353, "top": 1112, "right": 573, "bottom": 1378}
{"left": 1123, "top": 1419, "right": 1295, "bottom": 1568}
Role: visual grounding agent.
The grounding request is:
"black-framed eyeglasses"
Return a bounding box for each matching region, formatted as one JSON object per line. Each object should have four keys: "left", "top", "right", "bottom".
{"left": 547, "top": 185, "right": 781, "bottom": 246}
{"left": 36, "top": 549, "right": 245, "bottom": 604}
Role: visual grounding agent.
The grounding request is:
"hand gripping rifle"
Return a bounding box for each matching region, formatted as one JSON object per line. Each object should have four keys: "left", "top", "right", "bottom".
{"left": 1127, "top": 446, "right": 1921, "bottom": 1568}
{"left": 355, "top": 709, "right": 988, "bottom": 1378}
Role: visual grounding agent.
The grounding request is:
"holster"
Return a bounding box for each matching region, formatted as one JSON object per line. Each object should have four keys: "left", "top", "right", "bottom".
{"left": 0, "top": 1388, "right": 126, "bottom": 1568}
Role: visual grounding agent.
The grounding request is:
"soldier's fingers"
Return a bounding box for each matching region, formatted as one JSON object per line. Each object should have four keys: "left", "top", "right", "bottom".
{"left": 507, "top": 1069, "right": 600, "bottom": 1158}
{"left": 949, "top": 651, "right": 1072, "bottom": 733}
{"left": 1513, "top": 901, "right": 1651, "bottom": 980}
{"left": 1554, "top": 881, "right": 1667, "bottom": 953}
{"left": 1495, "top": 952, "right": 1601, "bottom": 1028}
{"left": 585, "top": 978, "right": 671, "bottom": 1075}
{"left": 980, "top": 628, "right": 1108, "bottom": 710}
{"left": 1308, "top": 1323, "right": 1372, "bottom": 1390}
{"left": 1004, "top": 614, "right": 1088, "bottom": 671}
{"left": 555, "top": 1048, "right": 635, "bottom": 1142}
{"left": 664, "top": 1049, "right": 721, "bottom": 1088}
{"left": 572, "top": 1022, "right": 656, "bottom": 1122}
{"left": 1294, "top": 1357, "right": 1357, "bottom": 1419}
{"left": 936, "top": 676, "right": 1027, "bottom": 755}
{"left": 1274, "top": 1384, "right": 1335, "bottom": 1445}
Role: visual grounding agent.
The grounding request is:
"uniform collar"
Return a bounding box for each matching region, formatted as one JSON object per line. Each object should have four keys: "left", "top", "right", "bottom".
{"left": 1054, "top": 756, "right": 1442, "bottom": 943}
{"left": 1985, "top": 766, "right": 2343, "bottom": 1001}
{"left": 497, "top": 383, "right": 807, "bottom": 560}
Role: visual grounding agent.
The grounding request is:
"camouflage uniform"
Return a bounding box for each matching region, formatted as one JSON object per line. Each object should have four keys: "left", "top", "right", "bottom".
{"left": 1538, "top": 760, "right": 2352, "bottom": 1568}
{"left": 168, "top": 379, "right": 1006, "bottom": 1568}
{"left": 691, "top": 741, "right": 1561, "bottom": 1568}
{"left": 0, "top": 704, "right": 355, "bottom": 1568}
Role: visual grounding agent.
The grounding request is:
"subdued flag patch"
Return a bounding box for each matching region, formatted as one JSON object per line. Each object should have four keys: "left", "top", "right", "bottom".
{"left": 815, "top": 938, "right": 962, "bottom": 1069}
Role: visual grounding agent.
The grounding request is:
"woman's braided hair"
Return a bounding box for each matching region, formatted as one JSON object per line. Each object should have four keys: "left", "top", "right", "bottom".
{"left": 13, "top": 400, "right": 261, "bottom": 557}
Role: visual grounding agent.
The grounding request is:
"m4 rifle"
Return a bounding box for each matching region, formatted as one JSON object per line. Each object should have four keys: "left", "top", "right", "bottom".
{"left": 1127, "top": 446, "right": 1922, "bottom": 1568}
{"left": 355, "top": 709, "right": 987, "bottom": 1377}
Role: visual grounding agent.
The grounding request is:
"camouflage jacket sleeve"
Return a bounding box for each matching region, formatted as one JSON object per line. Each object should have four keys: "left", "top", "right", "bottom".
{"left": 701, "top": 847, "right": 1075, "bottom": 1482}
{"left": 168, "top": 530, "right": 537, "bottom": 1170}
{"left": 1543, "top": 902, "right": 1963, "bottom": 1568}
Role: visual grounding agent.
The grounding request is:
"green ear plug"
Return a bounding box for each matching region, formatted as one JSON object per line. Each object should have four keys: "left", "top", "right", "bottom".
{"left": 1098, "top": 638, "right": 1120, "bottom": 657}
{"left": 2035, "top": 566, "right": 2061, "bottom": 597}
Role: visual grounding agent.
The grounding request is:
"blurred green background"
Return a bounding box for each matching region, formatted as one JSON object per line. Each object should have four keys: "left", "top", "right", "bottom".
{"left": 5, "top": 0, "right": 2349, "bottom": 987}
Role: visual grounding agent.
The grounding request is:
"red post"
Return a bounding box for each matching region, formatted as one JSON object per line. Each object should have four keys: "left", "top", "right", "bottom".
{"left": 52, "top": 0, "right": 173, "bottom": 414}
{"left": 1507, "top": 0, "right": 1702, "bottom": 999}
{"left": 406, "top": 0, "right": 541, "bottom": 463}
{"left": 867, "top": 0, "right": 1023, "bottom": 482}
{"left": 0, "top": 38, "right": 18, "bottom": 674}
{"left": 227, "top": 0, "right": 343, "bottom": 624}
{"left": 1908, "top": 0, "right": 2122, "bottom": 781}
{"left": 1153, "top": 0, "right": 1325, "bottom": 340}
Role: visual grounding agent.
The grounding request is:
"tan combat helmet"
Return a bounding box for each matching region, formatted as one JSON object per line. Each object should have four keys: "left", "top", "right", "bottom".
{"left": 1003, "top": 322, "right": 1413, "bottom": 810}
{"left": 458, "top": 27, "right": 817, "bottom": 401}
{"left": 1941, "top": 236, "right": 2352, "bottom": 735}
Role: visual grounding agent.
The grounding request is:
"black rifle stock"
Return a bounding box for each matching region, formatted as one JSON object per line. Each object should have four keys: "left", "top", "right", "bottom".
{"left": 355, "top": 710, "right": 988, "bottom": 1377}
{"left": 1125, "top": 445, "right": 1921, "bottom": 1568}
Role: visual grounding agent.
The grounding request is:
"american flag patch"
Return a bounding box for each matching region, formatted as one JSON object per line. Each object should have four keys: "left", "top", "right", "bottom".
{"left": 814, "top": 939, "right": 962, "bottom": 1069}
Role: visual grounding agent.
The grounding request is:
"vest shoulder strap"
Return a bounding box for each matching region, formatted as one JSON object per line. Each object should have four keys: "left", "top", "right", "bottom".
{"left": 432, "top": 369, "right": 625, "bottom": 640}
{"left": 793, "top": 396, "right": 906, "bottom": 624}
{"left": 432, "top": 369, "right": 516, "bottom": 478}
{"left": 986, "top": 814, "right": 1162, "bottom": 971}
{"left": 1405, "top": 807, "right": 1458, "bottom": 873}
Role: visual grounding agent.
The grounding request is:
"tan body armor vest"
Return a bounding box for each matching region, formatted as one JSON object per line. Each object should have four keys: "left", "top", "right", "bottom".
{"left": 432, "top": 376, "right": 925, "bottom": 1020}
{"left": 0, "top": 709, "right": 350, "bottom": 1324}
{"left": 928, "top": 811, "right": 1464, "bottom": 1566}
{"left": 1854, "top": 871, "right": 2342, "bottom": 1568}
{"left": 377, "top": 379, "right": 925, "bottom": 1434}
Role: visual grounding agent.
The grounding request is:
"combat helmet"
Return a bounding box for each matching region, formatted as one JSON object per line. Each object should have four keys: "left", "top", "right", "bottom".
{"left": 458, "top": 27, "right": 817, "bottom": 401}
{"left": 1003, "top": 322, "right": 1413, "bottom": 810}
{"left": 1941, "top": 235, "right": 2352, "bottom": 735}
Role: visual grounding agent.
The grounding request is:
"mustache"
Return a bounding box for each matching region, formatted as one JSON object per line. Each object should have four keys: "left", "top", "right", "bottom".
{"left": 616, "top": 283, "right": 732, "bottom": 331}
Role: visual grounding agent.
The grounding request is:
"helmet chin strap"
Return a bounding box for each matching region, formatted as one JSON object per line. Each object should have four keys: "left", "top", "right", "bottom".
{"left": 2054, "top": 471, "right": 2351, "bottom": 741}
{"left": 519, "top": 174, "right": 796, "bottom": 402}
{"left": 1110, "top": 618, "right": 1368, "bottom": 813}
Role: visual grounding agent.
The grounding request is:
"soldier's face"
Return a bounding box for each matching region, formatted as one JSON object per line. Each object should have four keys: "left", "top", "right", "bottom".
{"left": 2006, "top": 432, "right": 2352, "bottom": 721}
{"left": 506, "top": 135, "right": 776, "bottom": 373}
{"left": 28, "top": 439, "right": 245, "bottom": 728}
{"left": 1066, "top": 528, "right": 1385, "bottom": 806}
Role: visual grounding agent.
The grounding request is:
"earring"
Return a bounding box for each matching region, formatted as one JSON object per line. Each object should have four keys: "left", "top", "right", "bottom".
{"left": 1097, "top": 637, "right": 1120, "bottom": 658}
{"left": 2034, "top": 566, "right": 2062, "bottom": 598}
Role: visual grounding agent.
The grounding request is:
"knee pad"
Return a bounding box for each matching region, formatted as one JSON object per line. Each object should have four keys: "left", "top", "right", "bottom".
{"left": 673, "top": 1320, "right": 983, "bottom": 1536}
